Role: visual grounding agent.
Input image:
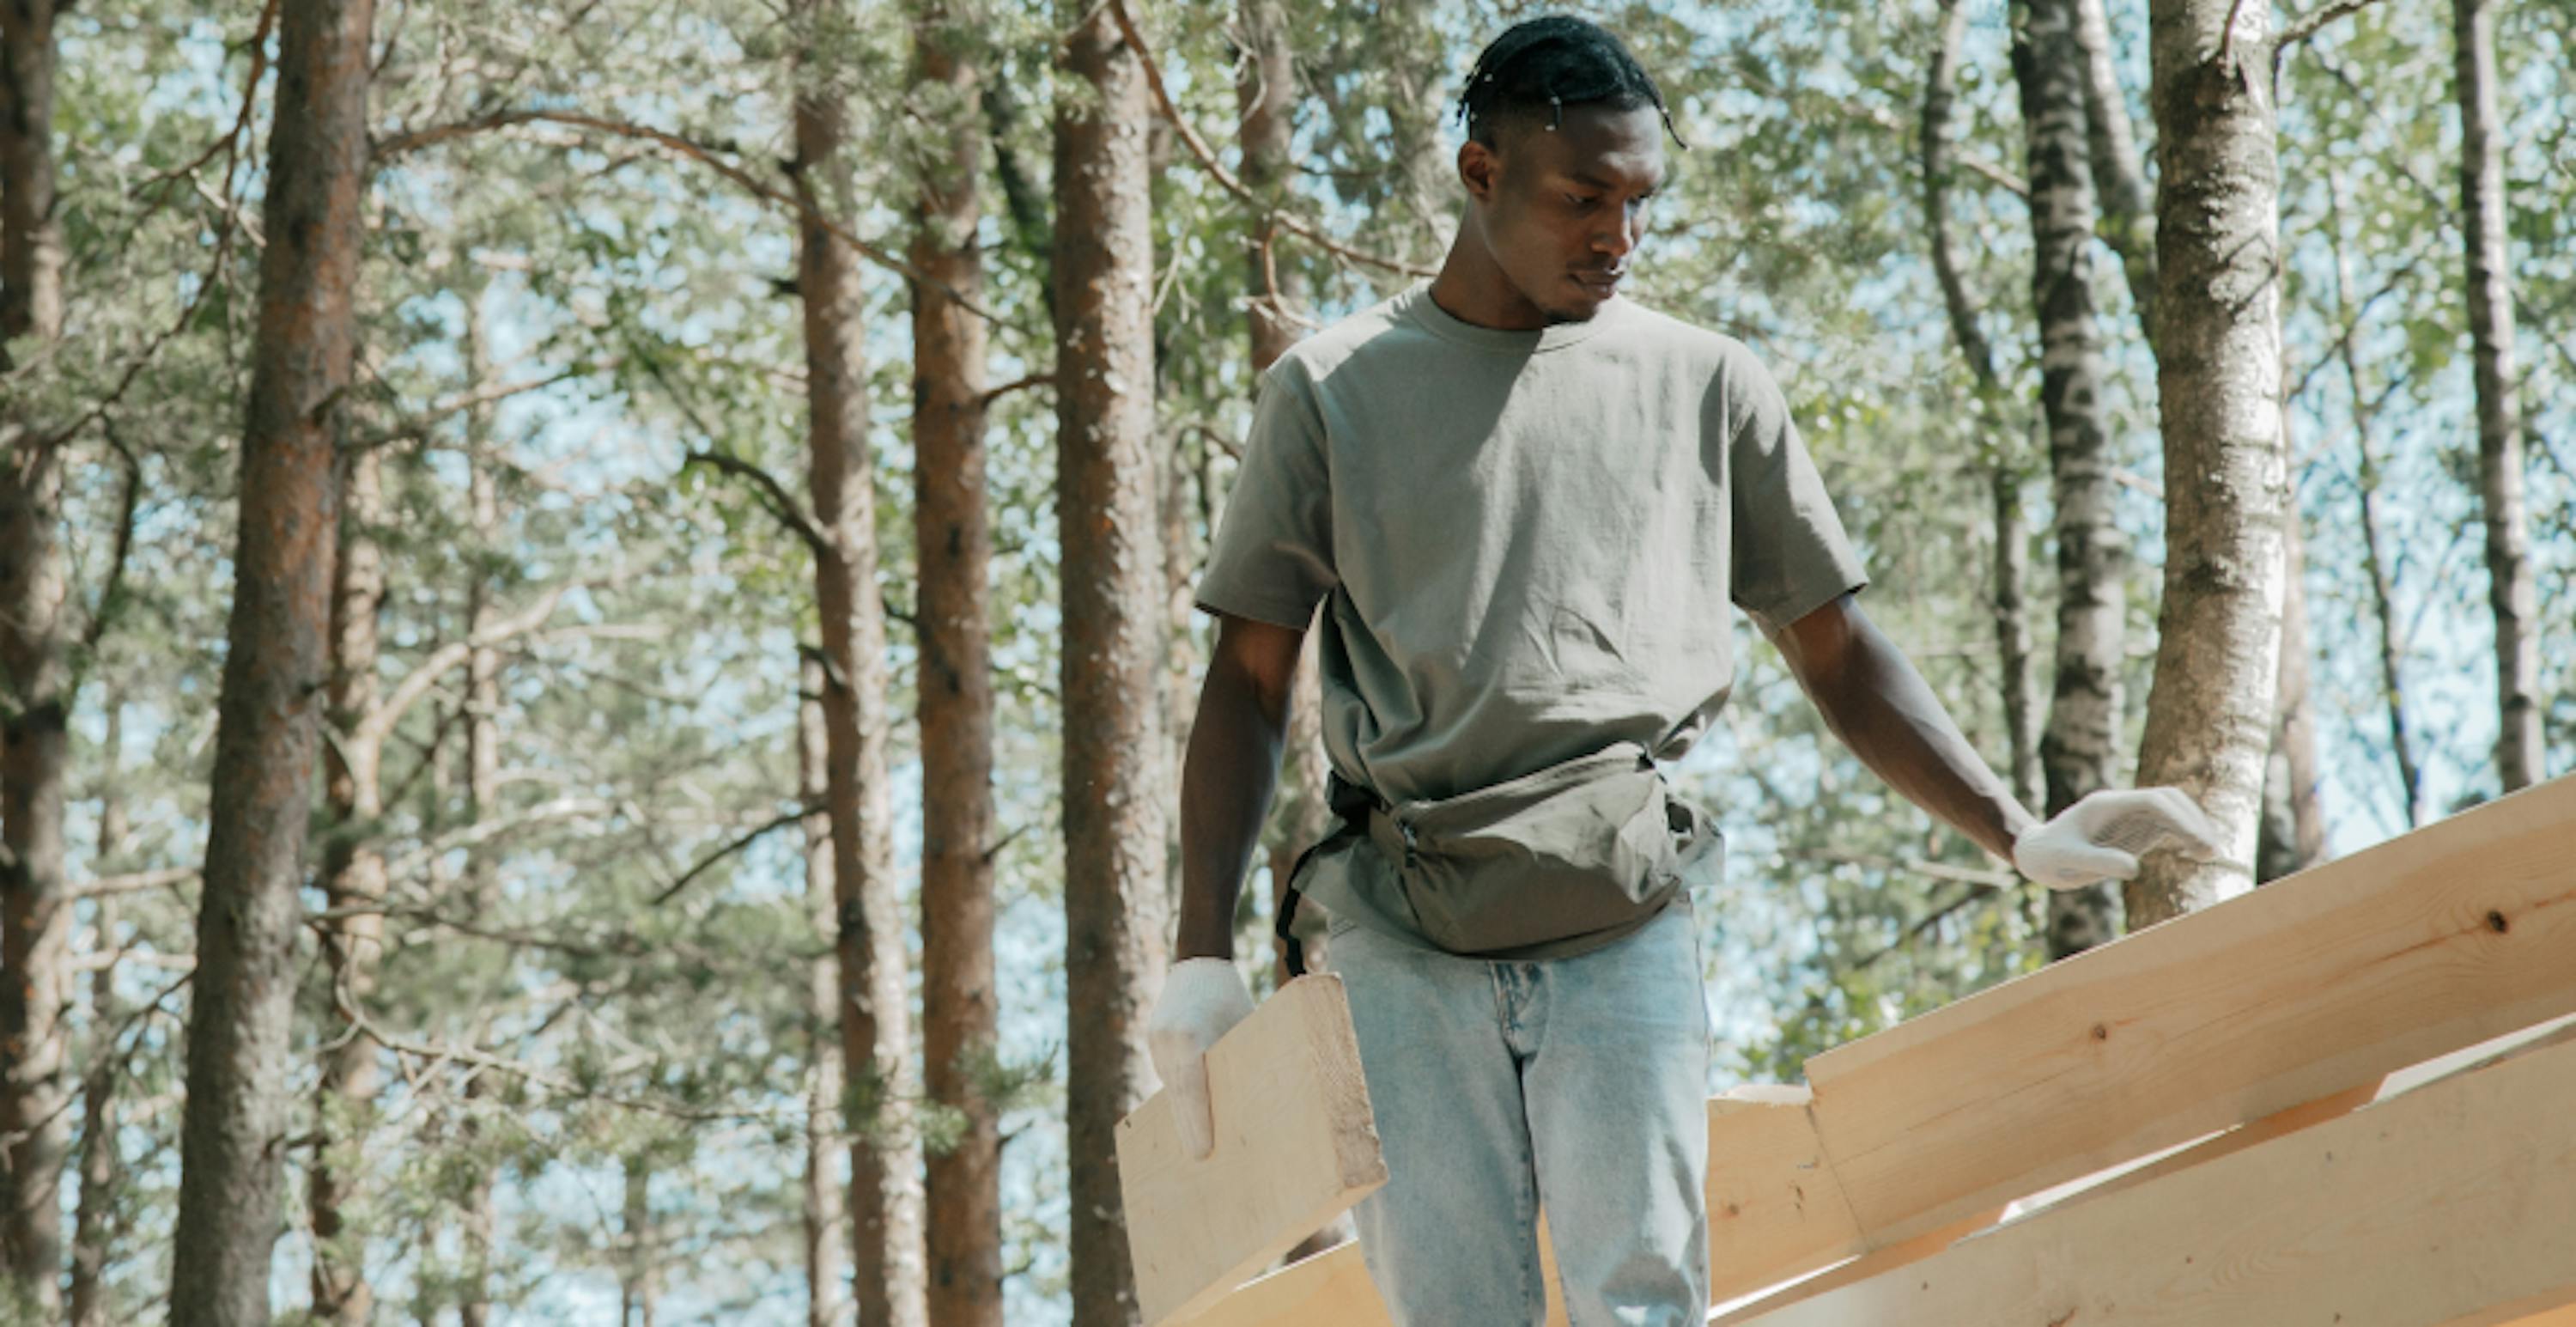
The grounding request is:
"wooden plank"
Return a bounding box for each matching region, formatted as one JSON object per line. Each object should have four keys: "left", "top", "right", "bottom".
{"left": 1727, "top": 1032, "right": 2576, "bottom": 1327}
{"left": 1709, "top": 1205, "right": 2004, "bottom": 1325}
{"left": 1804, "top": 772, "right": 2576, "bottom": 1246}
{"left": 1190, "top": 1086, "right": 1864, "bottom": 1327}
{"left": 1174, "top": 1242, "right": 1386, "bottom": 1327}
{"left": 1703, "top": 1085, "right": 1868, "bottom": 1306}
{"left": 1119, "top": 975, "right": 1386, "bottom": 1327}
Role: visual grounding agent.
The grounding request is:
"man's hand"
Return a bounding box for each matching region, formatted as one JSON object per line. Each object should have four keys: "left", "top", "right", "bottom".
{"left": 1145, "top": 959, "right": 1257, "bottom": 1159}
{"left": 2014, "top": 788, "right": 2225, "bottom": 890}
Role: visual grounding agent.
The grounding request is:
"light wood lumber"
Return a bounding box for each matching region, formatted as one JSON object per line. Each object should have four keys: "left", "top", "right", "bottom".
{"left": 1804, "top": 773, "right": 2576, "bottom": 1245}
{"left": 1188, "top": 1087, "right": 1868, "bottom": 1327}
{"left": 1703, "top": 1085, "right": 1868, "bottom": 1306}
{"left": 1172, "top": 1242, "right": 1385, "bottom": 1327}
{"left": 1119, "top": 975, "right": 1386, "bottom": 1326}
{"left": 1724, "top": 1032, "right": 2576, "bottom": 1327}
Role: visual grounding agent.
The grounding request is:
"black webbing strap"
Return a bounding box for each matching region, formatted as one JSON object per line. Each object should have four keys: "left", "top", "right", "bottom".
{"left": 1273, "top": 770, "right": 1382, "bottom": 978}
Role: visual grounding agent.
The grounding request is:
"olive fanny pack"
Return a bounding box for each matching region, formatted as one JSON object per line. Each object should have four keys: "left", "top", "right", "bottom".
{"left": 1275, "top": 740, "right": 1710, "bottom": 973}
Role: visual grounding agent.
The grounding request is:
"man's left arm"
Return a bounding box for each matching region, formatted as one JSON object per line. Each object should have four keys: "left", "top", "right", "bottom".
{"left": 1771, "top": 592, "right": 2036, "bottom": 861}
{"left": 1771, "top": 592, "right": 2228, "bottom": 889}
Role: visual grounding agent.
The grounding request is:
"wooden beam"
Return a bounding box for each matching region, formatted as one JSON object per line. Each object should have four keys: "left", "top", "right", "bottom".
{"left": 1803, "top": 773, "right": 2576, "bottom": 1246}
{"left": 1702, "top": 1085, "right": 1867, "bottom": 1305}
{"left": 1173, "top": 1242, "right": 1383, "bottom": 1327}
{"left": 1119, "top": 975, "right": 1386, "bottom": 1327}
{"left": 1725, "top": 1032, "right": 2576, "bottom": 1327}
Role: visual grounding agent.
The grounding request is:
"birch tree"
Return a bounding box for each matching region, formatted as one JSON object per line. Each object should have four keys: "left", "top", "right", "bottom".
{"left": 2129, "top": 0, "right": 2286, "bottom": 925}
{"left": 2451, "top": 0, "right": 2542, "bottom": 793}
{"left": 2016, "top": 0, "right": 2131, "bottom": 954}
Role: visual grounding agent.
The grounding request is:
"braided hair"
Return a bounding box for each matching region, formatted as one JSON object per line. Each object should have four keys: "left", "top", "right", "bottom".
{"left": 1454, "top": 15, "right": 1688, "bottom": 150}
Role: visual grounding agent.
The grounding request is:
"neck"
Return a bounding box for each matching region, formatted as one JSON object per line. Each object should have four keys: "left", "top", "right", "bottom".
{"left": 1428, "top": 221, "right": 1552, "bottom": 331}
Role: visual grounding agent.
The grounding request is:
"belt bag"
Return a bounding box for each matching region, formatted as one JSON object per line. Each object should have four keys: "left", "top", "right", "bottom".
{"left": 1368, "top": 741, "right": 1702, "bottom": 957}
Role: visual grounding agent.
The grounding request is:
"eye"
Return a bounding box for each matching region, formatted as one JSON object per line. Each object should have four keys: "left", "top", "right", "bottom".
{"left": 1565, "top": 193, "right": 1600, "bottom": 208}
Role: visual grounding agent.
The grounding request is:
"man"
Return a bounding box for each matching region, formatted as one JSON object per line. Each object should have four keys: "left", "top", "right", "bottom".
{"left": 1150, "top": 15, "right": 2218, "bottom": 1324}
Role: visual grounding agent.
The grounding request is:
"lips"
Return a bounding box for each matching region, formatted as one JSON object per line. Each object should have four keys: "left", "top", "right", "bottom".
{"left": 1572, "top": 270, "right": 1625, "bottom": 296}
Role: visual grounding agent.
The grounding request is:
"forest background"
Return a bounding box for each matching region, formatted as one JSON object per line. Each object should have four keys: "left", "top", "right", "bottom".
{"left": 3, "top": 0, "right": 2570, "bottom": 1319}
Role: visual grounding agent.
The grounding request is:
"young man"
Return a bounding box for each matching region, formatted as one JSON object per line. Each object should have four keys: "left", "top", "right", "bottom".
{"left": 1151, "top": 16, "right": 2218, "bottom": 1324}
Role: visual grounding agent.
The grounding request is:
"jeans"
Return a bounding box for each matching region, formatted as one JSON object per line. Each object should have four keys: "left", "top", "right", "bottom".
{"left": 1322, "top": 898, "right": 1711, "bottom": 1325}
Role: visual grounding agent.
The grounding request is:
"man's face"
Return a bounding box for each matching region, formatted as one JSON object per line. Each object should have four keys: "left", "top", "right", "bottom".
{"left": 1459, "top": 102, "right": 1667, "bottom": 324}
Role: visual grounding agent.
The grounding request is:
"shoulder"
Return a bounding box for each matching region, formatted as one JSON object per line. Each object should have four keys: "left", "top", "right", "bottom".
{"left": 1615, "top": 301, "right": 1777, "bottom": 385}
{"left": 1267, "top": 287, "right": 1441, "bottom": 391}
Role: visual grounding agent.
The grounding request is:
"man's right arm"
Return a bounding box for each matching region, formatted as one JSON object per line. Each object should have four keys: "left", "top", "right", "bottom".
{"left": 1174, "top": 612, "right": 1309, "bottom": 962}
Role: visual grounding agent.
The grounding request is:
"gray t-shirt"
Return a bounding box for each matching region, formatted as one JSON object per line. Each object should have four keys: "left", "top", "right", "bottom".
{"left": 1197, "top": 283, "right": 1867, "bottom": 948}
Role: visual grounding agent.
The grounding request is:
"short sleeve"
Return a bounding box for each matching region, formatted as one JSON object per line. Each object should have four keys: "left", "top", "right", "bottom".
{"left": 1725, "top": 348, "right": 1868, "bottom": 634}
{"left": 1195, "top": 357, "right": 1340, "bottom": 630}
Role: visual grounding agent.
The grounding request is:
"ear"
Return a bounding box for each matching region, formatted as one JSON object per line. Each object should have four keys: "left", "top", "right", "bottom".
{"left": 1457, "top": 139, "right": 1500, "bottom": 204}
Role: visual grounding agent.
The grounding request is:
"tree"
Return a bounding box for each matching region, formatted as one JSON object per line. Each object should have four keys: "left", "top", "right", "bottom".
{"left": 2451, "top": 0, "right": 2542, "bottom": 793}
{"left": 2015, "top": 0, "right": 2131, "bottom": 954}
{"left": 790, "top": 1, "right": 928, "bottom": 1318}
{"left": 2072, "top": 0, "right": 2159, "bottom": 345}
{"left": 1054, "top": 1, "right": 1170, "bottom": 1318}
{"left": 2129, "top": 0, "right": 2287, "bottom": 925}
{"left": 308, "top": 439, "right": 388, "bottom": 1325}
{"left": 171, "top": 0, "right": 377, "bottom": 1318}
{"left": 1922, "top": 0, "right": 2041, "bottom": 832}
{"left": 909, "top": 5, "right": 1006, "bottom": 1324}
{"left": 798, "top": 655, "right": 846, "bottom": 1327}
{"left": 0, "top": 0, "right": 74, "bottom": 1308}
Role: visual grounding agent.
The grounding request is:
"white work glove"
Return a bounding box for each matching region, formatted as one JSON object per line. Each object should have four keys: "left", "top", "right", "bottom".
{"left": 1145, "top": 958, "right": 1256, "bottom": 1160}
{"left": 2013, "top": 787, "right": 2225, "bottom": 890}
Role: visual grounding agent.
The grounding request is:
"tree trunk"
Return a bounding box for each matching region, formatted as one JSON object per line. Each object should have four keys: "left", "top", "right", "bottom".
{"left": 1381, "top": 0, "right": 1456, "bottom": 259}
{"left": 2071, "top": 0, "right": 2159, "bottom": 349}
{"left": 2257, "top": 514, "right": 2326, "bottom": 881}
{"left": 793, "top": 8, "right": 927, "bottom": 1321}
{"left": 309, "top": 443, "right": 386, "bottom": 1326}
{"left": 798, "top": 657, "right": 846, "bottom": 1327}
{"left": 2016, "top": 0, "right": 2129, "bottom": 956}
{"left": 69, "top": 709, "right": 122, "bottom": 1327}
{"left": 2324, "top": 176, "right": 2421, "bottom": 828}
{"left": 1054, "top": 3, "right": 1170, "bottom": 1319}
{"left": 1923, "top": 0, "right": 2041, "bottom": 819}
{"left": 0, "top": 0, "right": 71, "bottom": 1309}
{"left": 2451, "top": 0, "right": 2541, "bottom": 794}
{"left": 2129, "top": 0, "right": 2284, "bottom": 927}
{"left": 172, "top": 0, "right": 373, "bottom": 1317}
{"left": 909, "top": 9, "right": 1005, "bottom": 1326}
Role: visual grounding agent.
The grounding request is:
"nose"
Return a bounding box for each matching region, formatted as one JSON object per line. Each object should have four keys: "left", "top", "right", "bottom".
{"left": 1593, "top": 208, "right": 1641, "bottom": 263}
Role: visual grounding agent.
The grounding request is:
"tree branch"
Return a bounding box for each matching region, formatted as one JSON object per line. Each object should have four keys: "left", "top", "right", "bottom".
{"left": 649, "top": 802, "right": 821, "bottom": 904}
{"left": 1104, "top": 0, "right": 1437, "bottom": 280}
{"left": 79, "top": 424, "right": 143, "bottom": 655}
{"left": 2274, "top": 0, "right": 2391, "bottom": 57}
{"left": 370, "top": 108, "right": 1027, "bottom": 332}
{"left": 72, "top": 867, "right": 197, "bottom": 901}
{"left": 350, "top": 360, "right": 617, "bottom": 451}
{"left": 975, "top": 372, "right": 1055, "bottom": 408}
{"left": 361, "top": 583, "right": 572, "bottom": 746}
{"left": 683, "top": 451, "right": 829, "bottom": 558}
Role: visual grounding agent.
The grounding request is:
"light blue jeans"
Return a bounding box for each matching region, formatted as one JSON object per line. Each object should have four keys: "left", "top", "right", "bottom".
{"left": 1322, "top": 899, "right": 1711, "bottom": 1325}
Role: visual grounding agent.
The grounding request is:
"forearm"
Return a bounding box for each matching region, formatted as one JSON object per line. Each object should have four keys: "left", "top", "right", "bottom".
{"left": 1778, "top": 600, "right": 2038, "bottom": 861}
{"left": 1174, "top": 659, "right": 1292, "bottom": 962}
